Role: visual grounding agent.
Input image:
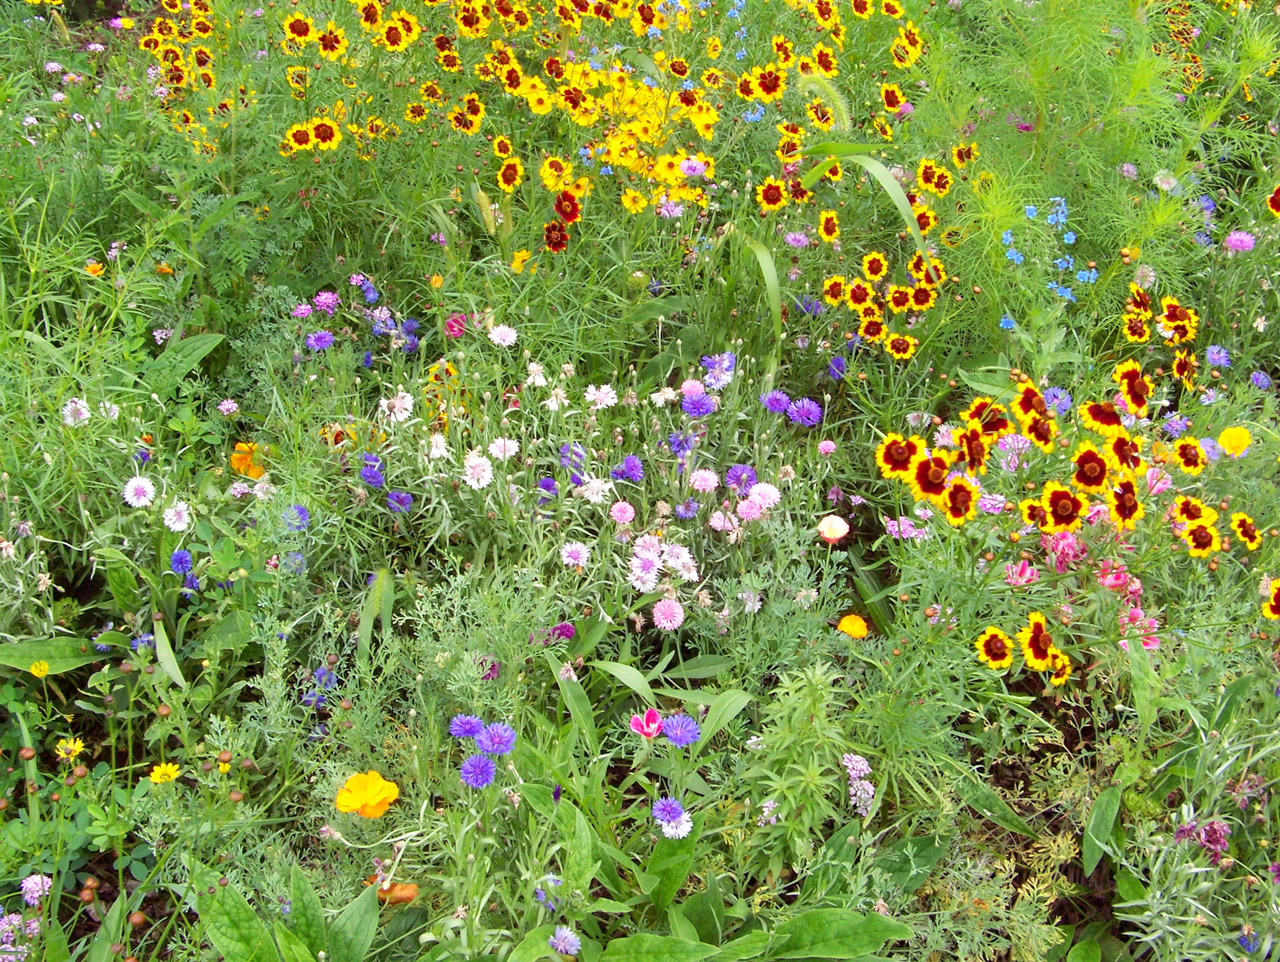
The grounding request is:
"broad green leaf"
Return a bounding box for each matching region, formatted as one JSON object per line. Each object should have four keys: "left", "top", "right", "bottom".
{"left": 743, "top": 240, "right": 781, "bottom": 365}
{"left": 104, "top": 561, "right": 141, "bottom": 612}
{"left": 86, "top": 897, "right": 127, "bottom": 962}
{"left": 646, "top": 824, "right": 697, "bottom": 914}
{"left": 327, "top": 883, "right": 379, "bottom": 962}
{"left": 198, "top": 880, "right": 270, "bottom": 962}
{"left": 1067, "top": 941, "right": 1102, "bottom": 962}
{"left": 948, "top": 763, "right": 1034, "bottom": 837}
{"left": 874, "top": 835, "right": 950, "bottom": 893}
{"left": 714, "top": 930, "right": 782, "bottom": 961}
{"left": 0, "top": 638, "right": 100, "bottom": 675}
{"left": 288, "top": 866, "right": 327, "bottom": 958}
{"left": 693, "top": 690, "right": 752, "bottom": 759}
{"left": 669, "top": 906, "right": 700, "bottom": 943}
{"left": 200, "top": 610, "right": 254, "bottom": 656}
{"left": 357, "top": 569, "right": 393, "bottom": 674}
{"left": 152, "top": 620, "right": 188, "bottom": 690}
{"left": 143, "top": 333, "right": 226, "bottom": 390}
{"left": 1082, "top": 787, "right": 1122, "bottom": 876}
{"left": 599, "top": 934, "right": 720, "bottom": 962}
{"left": 774, "top": 910, "right": 912, "bottom": 960}
{"left": 272, "top": 920, "right": 318, "bottom": 962}
{"left": 550, "top": 653, "right": 599, "bottom": 756}
{"left": 682, "top": 871, "right": 724, "bottom": 945}
{"left": 509, "top": 925, "right": 558, "bottom": 962}
{"left": 589, "top": 660, "right": 655, "bottom": 705}
{"left": 1113, "top": 868, "right": 1147, "bottom": 904}
{"left": 43, "top": 918, "right": 71, "bottom": 962}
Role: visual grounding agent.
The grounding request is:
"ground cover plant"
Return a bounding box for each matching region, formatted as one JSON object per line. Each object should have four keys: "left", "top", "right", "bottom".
{"left": 0, "top": 0, "right": 1278, "bottom": 957}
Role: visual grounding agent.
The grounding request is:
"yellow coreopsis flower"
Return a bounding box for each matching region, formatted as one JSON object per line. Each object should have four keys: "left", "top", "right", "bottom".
{"left": 30, "top": 661, "right": 49, "bottom": 679}
{"left": 149, "top": 762, "right": 181, "bottom": 784}
{"left": 336, "top": 770, "right": 399, "bottom": 818}
{"left": 55, "top": 737, "right": 85, "bottom": 762}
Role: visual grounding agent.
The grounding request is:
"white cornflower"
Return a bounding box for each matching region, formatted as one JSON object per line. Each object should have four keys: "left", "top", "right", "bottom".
{"left": 379, "top": 389, "right": 414, "bottom": 422}
{"left": 649, "top": 387, "right": 679, "bottom": 407}
{"left": 584, "top": 384, "right": 618, "bottom": 410}
{"left": 162, "top": 500, "right": 192, "bottom": 532}
{"left": 122, "top": 476, "right": 156, "bottom": 508}
{"left": 560, "top": 542, "right": 589, "bottom": 568}
{"left": 488, "top": 324, "right": 518, "bottom": 347}
{"left": 526, "top": 362, "right": 547, "bottom": 388}
{"left": 487, "top": 437, "right": 519, "bottom": 461}
{"left": 462, "top": 451, "right": 493, "bottom": 490}
{"left": 661, "top": 812, "right": 693, "bottom": 839}
{"left": 544, "top": 387, "right": 569, "bottom": 411}
{"left": 428, "top": 433, "right": 451, "bottom": 459}
{"left": 98, "top": 401, "right": 120, "bottom": 420}
{"left": 61, "top": 397, "right": 90, "bottom": 427}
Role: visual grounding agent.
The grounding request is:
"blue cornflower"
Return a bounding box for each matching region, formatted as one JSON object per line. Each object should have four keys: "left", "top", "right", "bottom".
{"left": 1025, "top": 205, "right": 1037, "bottom": 219}
{"left": 476, "top": 722, "right": 517, "bottom": 756}
{"left": 537, "top": 477, "right": 560, "bottom": 505}
{"left": 360, "top": 282, "right": 379, "bottom": 304}
{"left": 1042, "top": 387, "right": 1073, "bottom": 417}
{"left": 1005, "top": 248, "right": 1024, "bottom": 265}
{"left": 653, "top": 796, "right": 685, "bottom": 824}
{"left": 796, "top": 296, "right": 824, "bottom": 316}
{"left": 701, "top": 351, "right": 736, "bottom": 390}
{"left": 1062, "top": 231, "right": 1076, "bottom": 244}
{"left": 724, "top": 464, "right": 757, "bottom": 494}
{"left": 599, "top": 165, "right": 613, "bottom": 176}
{"left": 283, "top": 504, "right": 310, "bottom": 532}
{"left": 449, "top": 714, "right": 484, "bottom": 739}
{"left": 1239, "top": 933, "right": 1258, "bottom": 953}
{"left": 1205, "top": 345, "right": 1230, "bottom": 367}
{"left": 682, "top": 393, "right": 716, "bottom": 418}
{"left": 828, "top": 356, "right": 847, "bottom": 379}
{"left": 760, "top": 390, "right": 791, "bottom": 413}
{"left": 1199, "top": 389, "right": 1219, "bottom": 406}
{"left": 674, "top": 498, "right": 700, "bottom": 519}
{"left": 400, "top": 318, "right": 419, "bottom": 336}
{"left": 313, "top": 666, "right": 338, "bottom": 689}
{"left": 459, "top": 754, "right": 496, "bottom": 789}
{"left": 1201, "top": 437, "right": 1222, "bottom": 461}
{"left": 534, "top": 877, "right": 562, "bottom": 912}
{"left": 786, "top": 397, "right": 823, "bottom": 427}
{"left": 611, "top": 455, "right": 644, "bottom": 483}
{"left": 1199, "top": 194, "right": 1216, "bottom": 214}
{"left": 999, "top": 314, "right": 1015, "bottom": 330}
{"left": 387, "top": 490, "right": 412, "bottom": 512}
{"left": 170, "top": 549, "right": 193, "bottom": 575}
{"left": 664, "top": 714, "right": 700, "bottom": 748}
{"left": 1250, "top": 371, "right": 1272, "bottom": 390}
{"left": 362, "top": 351, "right": 373, "bottom": 368}
{"left": 402, "top": 334, "right": 419, "bottom": 353}
{"left": 360, "top": 453, "right": 385, "bottom": 488}
{"left": 1194, "top": 231, "right": 1213, "bottom": 246}
{"left": 283, "top": 552, "right": 307, "bottom": 575}
{"left": 181, "top": 573, "right": 200, "bottom": 596}
{"left": 559, "top": 442, "right": 586, "bottom": 469}
{"left": 1001, "top": 229, "right": 1013, "bottom": 246}
{"left": 305, "top": 329, "right": 335, "bottom": 351}
{"left": 301, "top": 690, "right": 326, "bottom": 709}
{"left": 667, "top": 432, "right": 695, "bottom": 458}
{"left": 131, "top": 633, "right": 155, "bottom": 651}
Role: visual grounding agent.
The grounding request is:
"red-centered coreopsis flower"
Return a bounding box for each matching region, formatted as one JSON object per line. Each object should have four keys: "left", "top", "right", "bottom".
{"left": 1230, "top": 512, "right": 1261, "bottom": 551}
{"left": 1079, "top": 400, "right": 1126, "bottom": 438}
{"left": 1106, "top": 476, "right": 1144, "bottom": 531}
{"left": 1069, "top": 442, "right": 1110, "bottom": 491}
{"left": 975, "top": 627, "right": 1014, "bottom": 669}
{"left": 1041, "top": 482, "right": 1085, "bottom": 533}
{"left": 875, "top": 433, "right": 923, "bottom": 479}
{"left": 962, "top": 398, "right": 1013, "bottom": 437}
{"left": 951, "top": 422, "right": 988, "bottom": 475}
{"left": 543, "top": 220, "right": 569, "bottom": 253}
{"left": 1017, "top": 612, "right": 1057, "bottom": 671}
{"left": 907, "top": 453, "right": 949, "bottom": 502}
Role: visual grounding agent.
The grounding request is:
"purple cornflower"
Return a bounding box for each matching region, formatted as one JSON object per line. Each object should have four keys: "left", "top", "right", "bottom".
{"left": 682, "top": 393, "right": 715, "bottom": 418}
{"left": 460, "top": 754, "right": 496, "bottom": 789}
{"left": 667, "top": 432, "right": 695, "bottom": 459}
{"left": 284, "top": 504, "right": 310, "bottom": 531}
{"left": 301, "top": 690, "right": 327, "bottom": 709}
{"left": 783, "top": 231, "right": 811, "bottom": 248}
{"left": 131, "top": 633, "right": 156, "bottom": 651}
{"left": 551, "top": 622, "right": 575, "bottom": 640}
{"left": 534, "top": 877, "right": 562, "bottom": 911}
{"left": 664, "top": 714, "right": 700, "bottom": 748}
{"left": 313, "top": 291, "right": 341, "bottom": 314}
{"left": 724, "top": 464, "right": 757, "bottom": 495}
{"left": 1251, "top": 371, "right": 1272, "bottom": 390}
{"left": 828, "top": 356, "right": 846, "bottom": 380}
{"left": 476, "top": 722, "right": 517, "bottom": 756}
{"left": 387, "top": 491, "right": 413, "bottom": 512}
{"left": 305, "top": 329, "right": 335, "bottom": 351}
{"left": 537, "top": 477, "right": 560, "bottom": 504}
{"left": 361, "top": 282, "right": 379, "bottom": 304}
{"left": 449, "top": 714, "right": 484, "bottom": 739}
{"left": 787, "top": 397, "right": 823, "bottom": 427}
{"left": 360, "top": 453, "right": 385, "bottom": 488}
{"left": 313, "top": 666, "right": 338, "bottom": 689}
{"left": 548, "top": 927, "right": 581, "bottom": 956}
{"left": 611, "top": 455, "right": 644, "bottom": 483}
{"left": 674, "top": 498, "right": 700, "bottom": 519}
{"left": 170, "top": 549, "right": 193, "bottom": 575}
{"left": 759, "top": 390, "right": 791, "bottom": 414}
{"left": 652, "top": 796, "right": 685, "bottom": 824}
{"left": 795, "top": 295, "right": 823, "bottom": 316}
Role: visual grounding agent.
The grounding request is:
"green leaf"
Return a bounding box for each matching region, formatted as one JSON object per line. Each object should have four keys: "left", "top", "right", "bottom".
{"left": 1112, "top": 869, "right": 1147, "bottom": 904}
{"left": 508, "top": 925, "right": 558, "bottom": 962}
{"left": 682, "top": 871, "right": 724, "bottom": 944}
{"left": 874, "top": 835, "right": 950, "bottom": 893}
{"left": 197, "top": 880, "right": 271, "bottom": 962}
{"left": 86, "top": 897, "right": 127, "bottom": 962}
{"left": 142, "top": 333, "right": 226, "bottom": 391}
{"left": 104, "top": 561, "right": 141, "bottom": 612}
{"left": 743, "top": 240, "right": 782, "bottom": 365}
{"left": 272, "top": 920, "right": 318, "bottom": 962}
{"left": 713, "top": 930, "right": 782, "bottom": 961}
{"left": 599, "top": 934, "right": 720, "bottom": 962}
{"left": 773, "top": 909, "right": 912, "bottom": 960}
{"left": 1066, "top": 941, "right": 1102, "bottom": 962}
{"left": 289, "top": 866, "right": 327, "bottom": 958}
{"left": 357, "top": 569, "right": 394, "bottom": 674}
{"left": 1082, "top": 787, "right": 1122, "bottom": 876}
{"left": 550, "top": 653, "right": 599, "bottom": 756}
{"left": 327, "top": 884, "right": 379, "bottom": 962}
{"left": 669, "top": 906, "right": 700, "bottom": 943}
{"left": 152, "top": 620, "right": 188, "bottom": 690}
{"left": 645, "top": 824, "right": 697, "bottom": 914}
{"left": 692, "top": 690, "right": 752, "bottom": 760}
{"left": 589, "top": 660, "right": 655, "bottom": 705}
{"left": 947, "top": 762, "right": 1034, "bottom": 836}
{"left": 0, "top": 638, "right": 100, "bottom": 675}
{"left": 200, "top": 610, "right": 254, "bottom": 656}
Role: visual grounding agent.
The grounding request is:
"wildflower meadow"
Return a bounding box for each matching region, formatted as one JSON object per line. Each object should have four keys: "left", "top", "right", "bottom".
{"left": 1, "top": 0, "right": 1279, "bottom": 957}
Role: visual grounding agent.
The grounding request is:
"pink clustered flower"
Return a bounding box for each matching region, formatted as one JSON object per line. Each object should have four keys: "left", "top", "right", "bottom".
{"left": 445, "top": 312, "right": 469, "bottom": 338}
{"left": 610, "top": 500, "right": 636, "bottom": 525}
{"left": 817, "top": 440, "right": 836, "bottom": 456}
{"left": 884, "top": 516, "right": 928, "bottom": 540}
{"left": 841, "top": 754, "right": 876, "bottom": 817}
{"left": 1118, "top": 606, "right": 1160, "bottom": 650}
{"left": 1004, "top": 560, "right": 1040, "bottom": 587}
{"left": 652, "top": 599, "right": 685, "bottom": 631}
{"left": 1041, "top": 531, "right": 1088, "bottom": 573}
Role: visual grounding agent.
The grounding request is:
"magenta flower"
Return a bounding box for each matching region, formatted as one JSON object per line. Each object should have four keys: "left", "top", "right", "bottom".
{"left": 629, "top": 707, "right": 663, "bottom": 739}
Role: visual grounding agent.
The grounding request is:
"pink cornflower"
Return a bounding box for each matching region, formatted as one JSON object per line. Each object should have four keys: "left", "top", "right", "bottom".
{"left": 1223, "top": 231, "right": 1255, "bottom": 254}
{"left": 689, "top": 469, "right": 718, "bottom": 493}
{"left": 708, "top": 509, "right": 738, "bottom": 533}
{"left": 610, "top": 501, "right": 636, "bottom": 524}
{"left": 680, "top": 379, "right": 705, "bottom": 396}
{"left": 749, "top": 482, "right": 781, "bottom": 510}
{"left": 818, "top": 440, "right": 836, "bottom": 456}
{"left": 736, "top": 498, "right": 763, "bottom": 522}
{"left": 652, "top": 599, "right": 685, "bottom": 631}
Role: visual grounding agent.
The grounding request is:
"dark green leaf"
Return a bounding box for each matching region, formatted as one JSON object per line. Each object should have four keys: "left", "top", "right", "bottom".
{"left": 327, "top": 884, "right": 379, "bottom": 962}
{"left": 599, "top": 934, "right": 720, "bottom": 962}
{"left": 288, "top": 867, "right": 327, "bottom": 958}
{"left": 773, "top": 909, "right": 912, "bottom": 960}
{"left": 1082, "top": 787, "right": 1122, "bottom": 876}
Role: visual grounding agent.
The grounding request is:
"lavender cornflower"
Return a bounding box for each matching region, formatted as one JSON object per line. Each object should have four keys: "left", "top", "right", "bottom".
{"left": 1204, "top": 345, "right": 1230, "bottom": 368}
{"left": 449, "top": 715, "right": 484, "bottom": 739}
{"left": 360, "top": 453, "right": 385, "bottom": 488}
{"left": 131, "top": 633, "right": 156, "bottom": 651}
{"left": 313, "top": 666, "right": 338, "bottom": 689}
{"left": 759, "top": 390, "right": 791, "bottom": 414}
{"left": 786, "top": 397, "right": 823, "bottom": 427}
{"left": 170, "top": 549, "right": 193, "bottom": 575}
{"left": 306, "top": 330, "right": 335, "bottom": 351}
{"left": 1161, "top": 413, "right": 1190, "bottom": 438}
{"left": 534, "top": 877, "right": 563, "bottom": 912}
{"left": 701, "top": 351, "right": 736, "bottom": 390}
{"left": 652, "top": 796, "right": 685, "bottom": 825}
{"left": 1042, "top": 387, "right": 1073, "bottom": 417}
{"left": 674, "top": 498, "right": 700, "bottom": 519}
{"left": 459, "top": 754, "right": 496, "bottom": 789}
{"left": 313, "top": 291, "right": 341, "bottom": 314}
{"left": 610, "top": 455, "right": 644, "bottom": 483}
{"left": 664, "top": 714, "right": 700, "bottom": 748}
{"left": 1251, "top": 371, "right": 1272, "bottom": 390}
{"left": 283, "top": 504, "right": 310, "bottom": 531}
{"left": 387, "top": 491, "right": 413, "bottom": 512}
{"left": 724, "top": 464, "right": 756, "bottom": 494}
{"left": 476, "top": 722, "right": 517, "bottom": 755}
{"left": 828, "top": 356, "right": 847, "bottom": 379}
{"left": 548, "top": 926, "right": 581, "bottom": 956}
{"left": 783, "top": 231, "right": 811, "bottom": 248}
{"left": 217, "top": 398, "right": 239, "bottom": 416}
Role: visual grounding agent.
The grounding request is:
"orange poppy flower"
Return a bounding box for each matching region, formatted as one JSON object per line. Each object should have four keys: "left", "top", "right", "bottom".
{"left": 229, "top": 441, "right": 266, "bottom": 479}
